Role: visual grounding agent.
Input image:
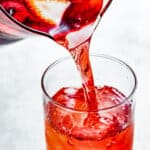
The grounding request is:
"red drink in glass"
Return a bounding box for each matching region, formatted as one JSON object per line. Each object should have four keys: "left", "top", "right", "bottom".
{"left": 41, "top": 55, "right": 136, "bottom": 150}
{"left": 45, "top": 121, "right": 133, "bottom": 150}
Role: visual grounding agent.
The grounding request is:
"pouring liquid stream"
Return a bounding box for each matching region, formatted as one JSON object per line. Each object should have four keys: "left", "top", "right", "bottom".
{"left": 0, "top": 0, "right": 112, "bottom": 110}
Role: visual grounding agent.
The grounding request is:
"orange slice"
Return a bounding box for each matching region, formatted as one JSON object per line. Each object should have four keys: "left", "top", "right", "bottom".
{"left": 27, "top": 0, "right": 71, "bottom": 25}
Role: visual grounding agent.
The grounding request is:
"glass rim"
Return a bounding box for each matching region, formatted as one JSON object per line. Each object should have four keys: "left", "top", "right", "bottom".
{"left": 41, "top": 54, "right": 137, "bottom": 112}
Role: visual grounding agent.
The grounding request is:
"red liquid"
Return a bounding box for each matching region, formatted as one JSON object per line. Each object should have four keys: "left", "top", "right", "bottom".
{"left": 0, "top": 0, "right": 108, "bottom": 108}
{"left": 1, "top": 1, "right": 134, "bottom": 149}
{"left": 44, "top": 86, "right": 134, "bottom": 150}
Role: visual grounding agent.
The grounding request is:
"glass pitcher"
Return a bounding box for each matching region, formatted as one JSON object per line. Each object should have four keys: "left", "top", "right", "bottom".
{"left": 0, "top": 0, "right": 112, "bottom": 45}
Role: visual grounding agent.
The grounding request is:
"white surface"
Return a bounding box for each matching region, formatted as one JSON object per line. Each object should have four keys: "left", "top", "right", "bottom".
{"left": 0, "top": 0, "right": 149, "bottom": 149}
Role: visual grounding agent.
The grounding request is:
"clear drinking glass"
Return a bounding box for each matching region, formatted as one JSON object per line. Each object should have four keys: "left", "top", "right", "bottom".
{"left": 41, "top": 54, "right": 137, "bottom": 150}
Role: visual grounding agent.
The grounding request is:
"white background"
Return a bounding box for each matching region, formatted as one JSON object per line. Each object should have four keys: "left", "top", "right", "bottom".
{"left": 0, "top": 0, "right": 149, "bottom": 149}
